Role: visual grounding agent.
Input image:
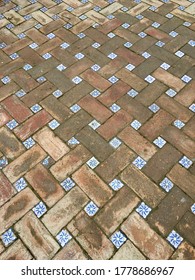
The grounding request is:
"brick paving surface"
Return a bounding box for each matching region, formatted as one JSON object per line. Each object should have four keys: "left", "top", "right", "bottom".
{"left": 0, "top": 0, "right": 195, "bottom": 260}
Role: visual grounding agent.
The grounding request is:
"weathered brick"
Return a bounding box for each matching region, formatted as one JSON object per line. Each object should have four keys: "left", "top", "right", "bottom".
{"left": 25, "top": 164, "right": 64, "bottom": 207}
{"left": 148, "top": 187, "right": 192, "bottom": 236}
{"left": 10, "top": 69, "right": 39, "bottom": 92}
{"left": 183, "top": 116, "right": 195, "bottom": 140}
{"left": 119, "top": 126, "right": 157, "bottom": 161}
{"left": 42, "top": 187, "right": 88, "bottom": 235}
{"left": 0, "top": 240, "right": 32, "bottom": 260}
{"left": 0, "top": 82, "right": 19, "bottom": 102}
{"left": 0, "top": 127, "right": 25, "bottom": 160}
{"left": 95, "top": 187, "right": 140, "bottom": 235}
{"left": 121, "top": 165, "right": 165, "bottom": 208}
{"left": 0, "top": 188, "right": 39, "bottom": 234}
{"left": 176, "top": 212, "right": 195, "bottom": 246}
{"left": 73, "top": 165, "right": 113, "bottom": 207}
{"left": 0, "top": 107, "right": 11, "bottom": 127}
{"left": 50, "top": 145, "right": 91, "bottom": 181}
{"left": 3, "top": 145, "right": 46, "bottom": 183}
{"left": 67, "top": 212, "right": 114, "bottom": 260}
{"left": 96, "top": 145, "right": 135, "bottom": 182}
{"left": 121, "top": 212, "right": 174, "bottom": 259}
{"left": 142, "top": 144, "right": 182, "bottom": 183}
{"left": 14, "top": 110, "right": 52, "bottom": 141}
{"left": 168, "top": 164, "right": 195, "bottom": 200}
{"left": 171, "top": 241, "right": 195, "bottom": 260}
{"left": 33, "top": 127, "right": 69, "bottom": 161}
{"left": 115, "top": 47, "right": 144, "bottom": 66}
{"left": 0, "top": 172, "right": 16, "bottom": 207}
{"left": 116, "top": 69, "right": 148, "bottom": 91}
{"left": 175, "top": 81, "right": 195, "bottom": 107}
{"left": 15, "top": 212, "right": 60, "bottom": 259}
{"left": 81, "top": 69, "right": 111, "bottom": 91}
{"left": 112, "top": 241, "right": 146, "bottom": 260}
{"left": 53, "top": 239, "right": 88, "bottom": 260}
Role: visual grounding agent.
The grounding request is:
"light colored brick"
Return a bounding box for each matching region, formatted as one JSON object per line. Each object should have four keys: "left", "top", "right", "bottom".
{"left": 112, "top": 241, "right": 146, "bottom": 260}
{"left": 0, "top": 240, "right": 32, "bottom": 260}
{"left": 53, "top": 239, "right": 87, "bottom": 260}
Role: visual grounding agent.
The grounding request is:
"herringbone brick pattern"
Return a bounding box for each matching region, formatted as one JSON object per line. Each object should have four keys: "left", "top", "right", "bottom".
{"left": 0, "top": 0, "right": 195, "bottom": 260}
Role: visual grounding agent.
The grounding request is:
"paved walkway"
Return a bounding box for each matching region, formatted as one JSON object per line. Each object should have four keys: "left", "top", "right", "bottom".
{"left": 0, "top": 0, "right": 195, "bottom": 260}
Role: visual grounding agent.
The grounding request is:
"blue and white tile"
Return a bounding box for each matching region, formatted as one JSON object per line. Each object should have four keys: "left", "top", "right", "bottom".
{"left": 56, "top": 230, "right": 72, "bottom": 247}
{"left": 179, "top": 156, "right": 193, "bottom": 169}
{"left": 127, "top": 89, "right": 138, "bottom": 98}
{"left": 57, "top": 64, "right": 66, "bottom": 71}
{"left": 88, "top": 120, "right": 101, "bottom": 130}
{"left": 160, "top": 177, "right": 174, "bottom": 192}
{"left": 68, "top": 137, "right": 80, "bottom": 146}
{"left": 191, "top": 204, "right": 195, "bottom": 215}
{"left": 107, "top": 32, "right": 115, "bottom": 38}
{"left": 61, "top": 177, "right": 75, "bottom": 191}
{"left": 23, "top": 64, "right": 32, "bottom": 71}
{"left": 131, "top": 120, "right": 141, "bottom": 130}
{"left": 1, "top": 229, "right": 17, "bottom": 247}
{"left": 6, "top": 119, "right": 18, "bottom": 130}
{"left": 60, "top": 42, "right": 70, "bottom": 49}
{"left": 53, "top": 90, "right": 63, "bottom": 98}
{"left": 23, "top": 137, "right": 35, "bottom": 149}
{"left": 14, "top": 177, "right": 27, "bottom": 192}
{"left": 72, "top": 76, "right": 82, "bottom": 84}
{"left": 124, "top": 42, "right": 133, "bottom": 48}
{"left": 110, "top": 231, "right": 127, "bottom": 249}
{"left": 48, "top": 119, "right": 60, "bottom": 130}
{"left": 169, "top": 31, "right": 178, "bottom": 37}
{"left": 148, "top": 103, "right": 160, "bottom": 113}
{"left": 91, "top": 64, "right": 101, "bottom": 71}
{"left": 145, "top": 75, "right": 155, "bottom": 83}
{"left": 138, "top": 32, "right": 147, "bottom": 38}
{"left": 136, "top": 202, "right": 152, "bottom": 218}
{"left": 142, "top": 52, "right": 151, "bottom": 59}
{"left": 155, "top": 41, "right": 165, "bottom": 47}
{"left": 70, "top": 104, "right": 81, "bottom": 113}
{"left": 0, "top": 157, "right": 8, "bottom": 169}
{"left": 10, "top": 53, "right": 19, "bottom": 60}
{"left": 152, "top": 22, "right": 160, "bottom": 28}
{"left": 87, "top": 157, "right": 100, "bottom": 169}
{"left": 153, "top": 137, "right": 166, "bottom": 148}
{"left": 122, "top": 23, "right": 130, "bottom": 29}
{"left": 84, "top": 201, "right": 99, "bottom": 216}
{"left": 15, "top": 89, "right": 26, "bottom": 98}
{"left": 1, "top": 76, "right": 11, "bottom": 84}
{"left": 47, "top": 33, "right": 55, "bottom": 39}
{"left": 125, "top": 64, "right": 135, "bottom": 71}
{"left": 110, "top": 104, "right": 120, "bottom": 113}
{"left": 109, "top": 138, "right": 122, "bottom": 149}
{"left": 29, "top": 43, "right": 38, "bottom": 49}
{"left": 33, "top": 201, "right": 47, "bottom": 218}
{"left": 175, "top": 50, "right": 184, "bottom": 57}
{"left": 167, "top": 230, "right": 183, "bottom": 248}
{"left": 90, "top": 89, "right": 101, "bottom": 97}
{"left": 189, "top": 103, "right": 195, "bottom": 112}
{"left": 173, "top": 120, "right": 185, "bottom": 129}
{"left": 77, "top": 33, "right": 85, "bottom": 39}
{"left": 37, "top": 76, "right": 46, "bottom": 83}
{"left": 31, "top": 104, "right": 42, "bottom": 113}
{"left": 108, "top": 76, "right": 119, "bottom": 83}
{"left": 107, "top": 52, "right": 117, "bottom": 59}
{"left": 166, "top": 88, "right": 177, "bottom": 97}
{"left": 132, "top": 156, "right": 147, "bottom": 170}
{"left": 160, "top": 62, "right": 170, "bottom": 70}
{"left": 75, "top": 53, "right": 85, "bottom": 60}
{"left": 109, "top": 179, "right": 124, "bottom": 191}
{"left": 181, "top": 75, "right": 192, "bottom": 83}
{"left": 92, "top": 42, "right": 101, "bottom": 48}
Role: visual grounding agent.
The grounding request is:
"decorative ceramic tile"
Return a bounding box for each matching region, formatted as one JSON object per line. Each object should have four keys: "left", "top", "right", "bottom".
{"left": 75, "top": 53, "right": 85, "bottom": 60}
{"left": 35, "top": 23, "right": 42, "bottom": 29}
{"left": 121, "top": 7, "right": 129, "bottom": 12}
{"left": 6, "top": 119, "right": 18, "bottom": 130}
{"left": 0, "top": 42, "right": 7, "bottom": 49}
{"left": 136, "top": 14, "right": 144, "bottom": 20}
{"left": 179, "top": 156, "right": 193, "bottom": 169}
{"left": 160, "top": 62, "right": 170, "bottom": 70}
{"left": 42, "top": 53, "right": 52, "bottom": 59}
{"left": 145, "top": 75, "right": 155, "bottom": 83}
{"left": 167, "top": 230, "right": 183, "bottom": 248}
{"left": 155, "top": 41, "right": 165, "bottom": 47}
{"left": 149, "top": 5, "right": 157, "bottom": 11}
{"left": 61, "top": 177, "right": 75, "bottom": 191}
{"left": 72, "top": 76, "right": 82, "bottom": 84}
{"left": 10, "top": 53, "right": 19, "bottom": 60}
{"left": 92, "top": 42, "right": 101, "bottom": 48}
{"left": 40, "top": 6, "right": 48, "bottom": 12}
{"left": 48, "top": 119, "right": 60, "bottom": 130}
{"left": 136, "top": 202, "right": 152, "bottom": 218}
{"left": 56, "top": 230, "right": 72, "bottom": 247}
{"left": 110, "top": 104, "right": 121, "bottom": 113}
{"left": 6, "top": 23, "right": 14, "bottom": 29}
{"left": 108, "top": 52, "right": 117, "bottom": 59}
{"left": 178, "top": 5, "right": 185, "bottom": 11}
{"left": 189, "top": 104, "right": 195, "bottom": 112}
{"left": 138, "top": 32, "right": 147, "bottom": 38}
{"left": 191, "top": 204, "right": 195, "bottom": 214}
{"left": 87, "top": 157, "right": 100, "bottom": 169}
{"left": 125, "top": 64, "right": 135, "bottom": 71}
{"left": 42, "top": 156, "right": 54, "bottom": 167}
{"left": 109, "top": 179, "right": 124, "bottom": 191}
{"left": 122, "top": 23, "right": 130, "bottom": 29}
{"left": 175, "top": 50, "right": 184, "bottom": 57}
{"left": 173, "top": 120, "right": 185, "bottom": 129}
{"left": 77, "top": 33, "right": 85, "bottom": 39}
{"left": 1, "top": 76, "right": 11, "bottom": 84}
{"left": 124, "top": 42, "right": 133, "bottom": 48}
{"left": 0, "top": 157, "right": 8, "bottom": 169}
{"left": 64, "top": 23, "right": 72, "bottom": 29}
{"left": 24, "top": 15, "right": 32, "bottom": 20}
{"left": 33, "top": 201, "right": 47, "bottom": 218}
{"left": 17, "top": 33, "right": 26, "bottom": 39}
{"left": 68, "top": 137, "right": 80, "bottom": 146}
{"left": 110, "top": 231, "right": 127, "bottom": 249}
{"left": 169, "top": 31, "right": 178, "bottom": 37}
{"left": 23, "top": 64, "right": 32, "bottom": 71}
{"left": 15, "top": 89, "right": 26, "bottom": 97}
{"left": 152, "top": 22, "right": 160, "bottom": 28}
{"left": 23, "top": 137, "right": 35, "bottom": 149}
{"left": 90, "top": 89, "right": 101, "bottom": 97}
{"left": 127, "top": 89, "right": 138, "bottom": 98}
{"left": 108, "top": 76, "right": 119, "bottom": 83}
{"left": 183, "top": 22, "right": 191, "bottom": 27}
{"left": 53, "top": 90, "right": 63, "bottom": 98}
{"left": 79, "top": 15, "right": 87, "bottom": 20}
{"left": 131, "top": 120, "right": 142, "bottom": 130}
{"left": 91, "top": 64, "right": 101, "bottom": 71}
{"left": 57, "top": 64, "right": 66, "bottom": 71}
{"left": 166, "top": 88, "right": 177, "bottom": 97}
{"left": 188, "top": 40, "right": 195, "bottom": 47}
{"left": 142, "top": 52, "right": 151, "bottom": 59}
{"left": 67, "top": 6, "right": 74, "bottom": 12}
{"left": 29, "top": 43, "right": 38, "bottom": 49}
{"left": 166, "top": 13, "right": 174, "bottom": 18}
{"left": 37, "top": 76, "right": 46, "bottom": 83}
{"left": 149, "top": 103, "right": 160, "bottom": 113}
{"left": 132, "top": 156, "right": 147, "bottom": 169}
{"left": 107, "top": 32, "right": 115, "bottom": 38}
{"left": 14, "top": 177, "right": 27, "bottom": 192}
{"left": 160, "top": 177, "right": 174, "bottom": 192}
{"left": 60, "top": 42, "right": 70, "bottom": 49}
{"left": 70, "top": 104, "right": 81, "bottom": 113}
{"left": 1, "top": 229, "right": 16, "bottom": 247}
{"left": 88, "top": 120, "right": 101, "bottom": 130}
{"left": 181, "top": 75, "right": 192, "bottom": 83}
{"left": 84, "top": 201, "right": 99, "bottom": 216}
{"left": 109, "top": 138, "right": 122, "bottom": 149}
{"left": 153, "top": 136, "right": 166, "bottom": 148}
{"left": 31, "top": 104, "right": 42, "bottom": 113}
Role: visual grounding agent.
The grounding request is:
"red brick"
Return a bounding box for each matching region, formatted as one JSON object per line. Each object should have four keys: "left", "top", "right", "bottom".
{"left": 72, "top": 165, "right": 113, "bottom": 207}
{"left": 119, "top": 126, "right": 157, "bottom": 161}
{"left": 98, "top": 18, "right": 122, "bottom": 34}
{"left": 0, "top": 188, "right": 39, "bottom": 234}
{"left": 15, "top": 212, "right": 60, "bottom": 260}
{"left": 145, "top": 27, "right": 171, "bottom": 42}
{"left": 81, "top": 69, "right": 111, "bottom": 92}
{"left": 0, "top": 82, "right": 19, "bottom": 102}
{"left": 25, "top": 28, "right": 48, "bottom": 44}
{"left": 121, "top": 212, "right": 174, "bottom": 259}
{"left": 99, "top": 57, "right": 127, "bottom": 79}
{"left": 10, "top": 69, "right": 39, "bottom": 92}
{"left": 97, "top": 110, "right": 133, "bottom": 140}
{"left": 42, "top": 187, "right": 88, "bottom": 235}
{"left": 0, "top": 240, "right": 32, "bottom": 260}
{"left": 33, "top": 127, "right": 70, "bottom": 161}
{"left": 175, "top": 81, "right": 195, "bottom": 107}
{"left": 95, "top": 187, "right": 140, "bottom": 235}
{"left": 116, "top": 69, "right": 148, "bottom": 91}
{"left": 50, "top": 145, "right": 91, "bottom": 181}
{"left": 67, "top": 212, "right": 114, "bottom": 260}
{"left": 0, "top": 172, "right": 16, "bottom": 207}
{"left": 78, "top": 95, "right": 112, "bottom": 123}
{"left": 14, "top": 110, "right": 52, "bottom": 141}
{"left": 0, "top": 107, "right": 11, "bottom": 127}
{"left": 25, "top": 164, "right": 65, "bottom": 207}
{"left": 3, "top": 145, "right": 46, "bottom": 183}
{"left": 115, "top": 47, "right": 144, "bottom": 66}
{"left": 2, "top": 95, "right": 32, "bottom": 123}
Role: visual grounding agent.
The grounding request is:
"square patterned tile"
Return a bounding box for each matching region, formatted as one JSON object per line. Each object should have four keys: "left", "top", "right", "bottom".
{"left": 191, "top": 203, "right": 195, "bottom": 214}
{"left": 108, "top": 52, "right": 117, "bottom": 59}
{"left": 70, "top": 104, "right": 81, "bottom": 113}
{"left": 88, "top": 120, "right": 101, "bottom": 130}
{"left": 75, "top": 53, "right": 85, "bottom": 60}
{"left": 166, "top": 88, "right": 177, "bottom": 97}
{"left": 72, "top": 76, "right": 82, "bottom": 84}
{"left": 23, "top": 137, "right": 35, "bottom": 149}
{"left": 148, "top": 103, "right": 160, "bottom": 113}
{"left": 145, "top": 75, "right": 155, "bottom": 83}
{"left": 48, "top": 119, "right": 60, "bottom": 130}
{"left": 31, "top": 104, "right": 42, "bottom": 113}
{"left": 0, "top": 157, "right": 8, "bottom": 169}
{"left": 84, "top": 201, "right": 99, "bottom": 216}
{"left": 87, "top": 157, "right": 100, "bottom": 169}
{"left": 15, "top": 89, "right": 26, "bottom": 97}
{"left": 110, "top": 104, "right": 120, "bottom": 113}
{"left": 90, "top": 89, "right": 101, "bottom": 97}
{"left": 131, "top": 120, "right": 142, "bottom": 130}
{"left": 153, "top": 137, "right": 166, "bottom": 148}
{"left": 175, "top": 50, "right": 184, "bottom": 57}
{"left": 33, "top": 201, "right": 47, "bottom": 218}
{"left": 57, "top": 64, "right": 66, "bottom": 71}
{"left": 125, "top": 64, "right": 135, "bottom": 71}
{"left": 109, "top": 138, "right": 122, "bottom": 149}
{"left": 109, "top": 179, "right": 124, "bottom": 191}
{"left": 132, "top": 156, "right": 147, "bottom": 169}
{"left": 124, "top": 42, "right": 133, "bottom": 48}
{"left": 110, "top": 231, "right": 127, "bottom": 249}
{"left": 14, "top": 177, "right": 27, "bottom": 192}
{"left": 61, "top": 42, "right": 70, "bottom": 49}
{"left": 173, "top": 120, "right": 185, "bottom": 129}
{"left": 91, "top": 64, "right": 101, "bottom": 71}
{"left": 108, "top": 76, "right": 119, "bottom": 84}
{"left": 1, "top": 76, "right": 11, "bottom": 84}
{"left": 56, "top": 230, "right": 72, "bottom": 247}
{"left": 23, "top": 64, "right": 32, "bottom": 71}
{"left": 61, "top": 177, "right": 75, "bottom": 191}
{"left": 1, "top": 229, "right": 16, "bottom": 247}
{"left": 160, "top": 62, "right": 170, "bottom": 70}
{"left": 189, "top": 104, "right": 195, "bottom": 112}
{"left": 160, "top": 177, "right": 174, "bottom": 192}
{"left": 179, "top": 156, "right": 193, "bottom": 169}
{"left": 142, "top": 52, "right": 151, "bottom": 59}
{"left": 136, "top": 202, "right": 152, "bottom": 218}
{"left": 53, "top": 90, "right": 63, "bottom": 98}
{"left": 6, "top": 119, "right": 18, "bottom": 130}
{"left": 167, "top": 230, "right": 183, "bottom": 248}
{"left": 68, "top": 137, "right": 80, "bottom": 146}
{"left": 127, "top": 89, "right": 138, "bottom": 98}
{"left": 181, "top": 75, "right": 192, "bottom": 83}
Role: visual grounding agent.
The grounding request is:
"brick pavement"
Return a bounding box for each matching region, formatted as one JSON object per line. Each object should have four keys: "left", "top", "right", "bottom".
{"left": 0, "top": 0, "right": 195, "bottom": 260}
